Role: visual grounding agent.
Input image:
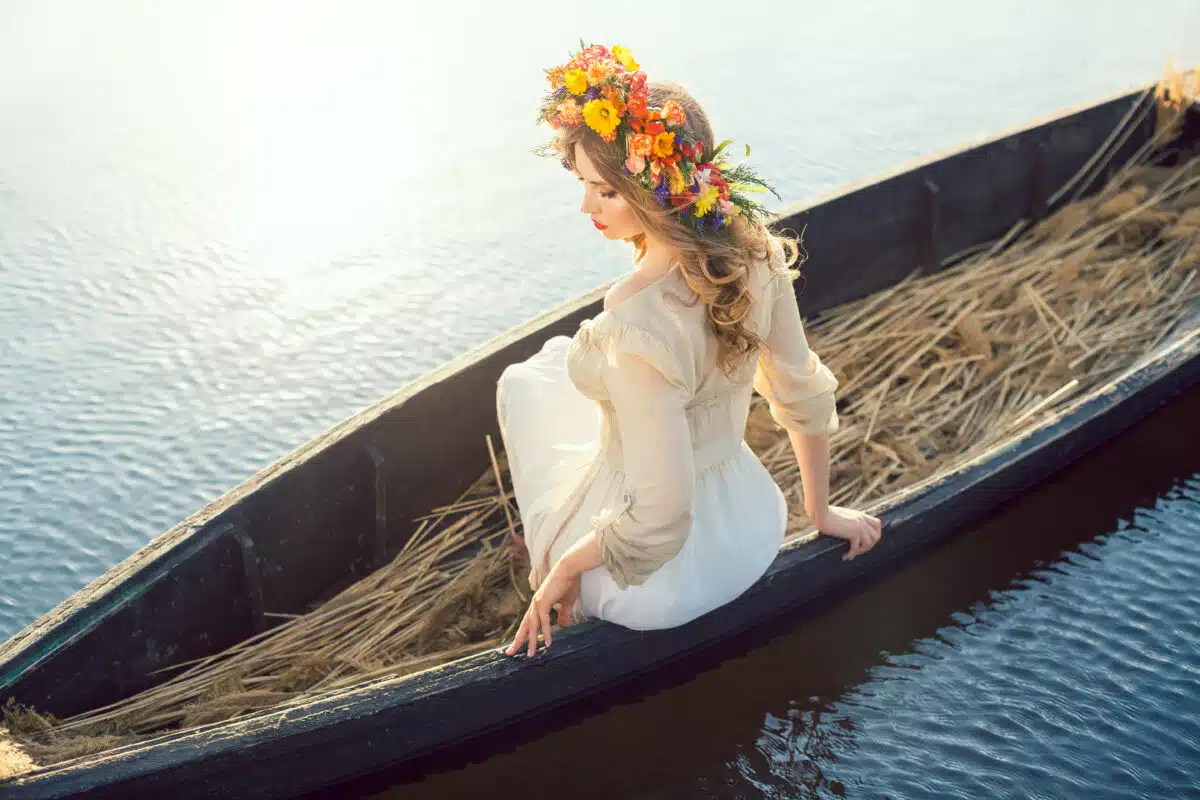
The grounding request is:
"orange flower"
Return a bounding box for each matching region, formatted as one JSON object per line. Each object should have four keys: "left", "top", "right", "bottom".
{"left": 555, "top": 98, "right": 583, "bottom": 126}
{"left": 603, "top": 85, "right": 626, "bottom": 117}
{"left": 587, "top": 61, "right": 614, "bottom": 86}
{"left": 629, "top": 133, "right": 654, "bottom": 157}
{"left": 662, "top": 99, "right": 686, "bottom": 127}
{"left": 653, "top": 131, "right": 675, "bottom": 159}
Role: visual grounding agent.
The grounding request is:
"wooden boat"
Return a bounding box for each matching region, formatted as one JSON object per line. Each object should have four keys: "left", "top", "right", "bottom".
{"left": 2, "top": 83, "right": 1198, "bottom": 799}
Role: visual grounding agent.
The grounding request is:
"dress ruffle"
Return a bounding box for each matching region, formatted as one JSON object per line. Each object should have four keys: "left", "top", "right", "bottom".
{"left": 578, "top": 311, "right": 692, "bottom": 395}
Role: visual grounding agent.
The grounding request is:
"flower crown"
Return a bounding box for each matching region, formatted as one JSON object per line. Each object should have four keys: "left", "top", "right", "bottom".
{"left": 537, "top": 43, "right": 779, "bottom": 235}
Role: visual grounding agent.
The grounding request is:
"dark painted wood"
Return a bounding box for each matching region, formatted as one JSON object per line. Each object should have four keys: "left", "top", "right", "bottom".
{"left": 226, "top": 524, "right": 267, "bottom": 635}
{"left": 364, "top": 443, "right": 390, "bottom": 570}
{"left": 773, "top": 89, "right": 1156, "bottom": 318}
{"left": 0, "top": 83, "right": 1197, "bottom": 797}
{"left": 919, "top": 178, "right": 941, "bottom": 273}
{"left": 1030, "top": 140, "right": 1049, "bottom": 221}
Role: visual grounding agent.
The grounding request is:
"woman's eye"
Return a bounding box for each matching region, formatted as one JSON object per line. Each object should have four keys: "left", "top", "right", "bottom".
{"left": 600, "top": 190, "right": 617, "bottom": 199}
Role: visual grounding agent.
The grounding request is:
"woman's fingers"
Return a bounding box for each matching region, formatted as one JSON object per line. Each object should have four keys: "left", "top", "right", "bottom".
{"left": 538, "top": 595, "right": 553, "bottom": 649}
{"left": 843, "top": 516, "right": 883, "bottom": 561}
{"left": 506, "top": 613, "right": 528, "bottom": 656}
{"left": 843, "top": 528, "right": 862, "bottom": 560}
{"left": 527, "top": 599, "right": 541, "bottom": 657}
{"left": 864, "top": 517, "right": 880, "bottom": 546}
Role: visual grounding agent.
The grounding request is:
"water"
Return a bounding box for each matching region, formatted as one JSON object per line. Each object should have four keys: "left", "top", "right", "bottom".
{"left": 364, "top": 388, "right": 1200, "bottom": 799}
{"left": 0, "top": 2, "right": 1198, "bottom": 793}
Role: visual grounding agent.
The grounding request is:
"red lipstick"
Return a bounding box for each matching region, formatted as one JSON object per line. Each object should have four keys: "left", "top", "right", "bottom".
{"left": 593, "top": 219, "right": 608, "bottom": 230}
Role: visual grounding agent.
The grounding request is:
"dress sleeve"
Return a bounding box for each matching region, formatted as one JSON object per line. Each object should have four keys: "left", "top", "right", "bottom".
{"left": 589, "top": 322, "right": 695, "bottom": 590}
{"left": 752, "top": 273, "right": 840, "bottom": 436}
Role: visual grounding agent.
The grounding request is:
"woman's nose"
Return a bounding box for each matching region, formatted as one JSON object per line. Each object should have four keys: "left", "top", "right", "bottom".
{"left": 580, "top": 189, "right": 597, "bottom": 215}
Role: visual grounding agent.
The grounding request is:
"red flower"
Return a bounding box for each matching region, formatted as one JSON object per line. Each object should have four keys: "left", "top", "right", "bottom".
{"left": 680, "top": 143, "right": 694, "bottom": 159}
{"left": 627, "top": 95, "right": 648, "bottom": 120}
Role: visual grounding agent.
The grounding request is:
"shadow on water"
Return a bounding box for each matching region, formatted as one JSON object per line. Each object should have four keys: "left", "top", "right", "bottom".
{"left": 305, "top": 384, "right": 1200, "bottom": 800}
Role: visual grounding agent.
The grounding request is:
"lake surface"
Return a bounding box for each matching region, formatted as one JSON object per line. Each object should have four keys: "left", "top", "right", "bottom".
{"left": 1, "top": 1, "right": 1198, "bottom": 795}
{"left": 358, "top": 387, "right": 1200, "bottom": 799}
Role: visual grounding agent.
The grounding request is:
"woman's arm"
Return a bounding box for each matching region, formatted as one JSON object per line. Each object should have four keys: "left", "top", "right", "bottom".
{"left": 506, "top": 346, "right": 694, "bottom": 655}
{"left": 753, "top": 272, "right": 881, "bottom": 555}
{"left": 786, "top": 429, "right": 831, "bottom": 528}
{"left": 557, "top": 530, "right": 604, "bottom": 576}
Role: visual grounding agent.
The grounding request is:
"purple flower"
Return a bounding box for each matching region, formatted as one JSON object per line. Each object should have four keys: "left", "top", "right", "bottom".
{"left": 554, "top": 87, "right": 569, "bottom": 99}
{"left": 711, "top": 211, "right": 725, "bottom": 231}
{"left": 584, "top": 86, "right": 602, "bottom": 101}
{"left": 560, "top": 158, "right": 572, "bottom": 171}
{"left": 654, "top": 183, "right": 670, "bottom": 206}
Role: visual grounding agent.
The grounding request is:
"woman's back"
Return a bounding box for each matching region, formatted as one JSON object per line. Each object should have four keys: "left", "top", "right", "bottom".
{"left": 570, "top": 242, "right": 839, "bottom": 464}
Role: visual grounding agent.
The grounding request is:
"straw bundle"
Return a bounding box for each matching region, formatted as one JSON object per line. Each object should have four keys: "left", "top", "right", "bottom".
{"left": 3, "top": 68, "right": 1198, "bottom": 774}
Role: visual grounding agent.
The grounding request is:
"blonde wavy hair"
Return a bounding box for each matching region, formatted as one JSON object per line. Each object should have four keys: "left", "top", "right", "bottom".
{"left": 554, "top": 80, "right": 806, "bottom": 378}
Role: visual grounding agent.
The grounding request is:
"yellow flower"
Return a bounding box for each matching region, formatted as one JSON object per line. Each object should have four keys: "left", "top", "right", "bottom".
{"left": 694, "top": 185, "right": 720, "bottom": 217}
{"left": 612, "top": 44, "right": 639, "bottom": 72}
{"left": 652, "top": 131, "right": 675, "bottom": 159}
{"left": 583, "top": 98, "right": 621, "bottom": 141}
{"left": 546, "top": 66, "right": 565, "bottom": 90}
{"left": 564, "top": 68, "right": 589, "bottom": 95}
{"left": 667, "top": 163, "right": 686, "bottom": 195}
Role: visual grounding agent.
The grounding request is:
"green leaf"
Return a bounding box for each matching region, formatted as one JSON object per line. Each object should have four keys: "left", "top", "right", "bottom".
{"left": 745, "top": 143, "right": 751, "bottom": 158}
{"left": 709, "top": 138, "right": 734, "bottom": 160}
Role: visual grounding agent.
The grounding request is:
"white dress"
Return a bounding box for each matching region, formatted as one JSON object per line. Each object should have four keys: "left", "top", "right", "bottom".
{"left": 495, "top": 242, "right": 840, "bottom": 631}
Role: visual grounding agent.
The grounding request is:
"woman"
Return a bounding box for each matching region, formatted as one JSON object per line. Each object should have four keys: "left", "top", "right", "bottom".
{"left": 498, "top": 44, "right": 882, "bottom": 657}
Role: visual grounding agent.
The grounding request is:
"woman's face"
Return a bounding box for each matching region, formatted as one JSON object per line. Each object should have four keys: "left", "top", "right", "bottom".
{"left": 574, "top": 142, "right": 643, "bottom": 241}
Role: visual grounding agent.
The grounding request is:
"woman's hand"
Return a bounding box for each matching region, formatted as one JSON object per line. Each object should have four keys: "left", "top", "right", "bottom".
{"left": 812, "top": 505, "right": 883, "bottom": 561}
{"left": 505, "top": 561, "right": 582, "bottom": 657}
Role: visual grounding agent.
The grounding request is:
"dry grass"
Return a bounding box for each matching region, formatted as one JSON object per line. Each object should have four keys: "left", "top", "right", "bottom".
{"left": 0, "top": 725, "right": 36, "bottom": 780}
{"left": 3, "top": 66, "right": 1198, "bottom": 777}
